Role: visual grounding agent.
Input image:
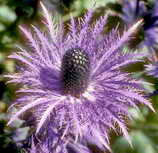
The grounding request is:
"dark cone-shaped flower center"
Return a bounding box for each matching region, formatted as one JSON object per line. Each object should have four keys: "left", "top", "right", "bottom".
{"left": 61, "top": 48, "right": 90, "bottom": 98}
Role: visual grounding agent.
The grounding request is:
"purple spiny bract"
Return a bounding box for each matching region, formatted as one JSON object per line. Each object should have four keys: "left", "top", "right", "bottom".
{"left": 6, "top": 3, "right": 154, "bottom": 151}
{"left": 146, "top": 62, "right": 158, "bottom": 78}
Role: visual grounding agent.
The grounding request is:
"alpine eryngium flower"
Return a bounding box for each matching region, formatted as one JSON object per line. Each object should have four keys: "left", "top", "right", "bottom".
{"left": 120, "top": 0, "right": 158, "bottom": 50}
{"left": 6, "top": 3, "right": 154, "bottom": 151}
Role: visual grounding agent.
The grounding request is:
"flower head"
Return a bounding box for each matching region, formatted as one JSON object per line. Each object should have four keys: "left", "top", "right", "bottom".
{"left": 6, "top": 3, "right": 154, "bottom": 151}
{"left": 121, "top": 0, "right": 158, "bottom": 49}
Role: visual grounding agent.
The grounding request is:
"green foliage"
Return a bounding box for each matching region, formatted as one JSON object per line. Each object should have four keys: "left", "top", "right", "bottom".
{"left": 113, "top": 131, "right": 157, "bottom": 153}
{"left": 112, "top": 106, "right": 158, "bottom": 153}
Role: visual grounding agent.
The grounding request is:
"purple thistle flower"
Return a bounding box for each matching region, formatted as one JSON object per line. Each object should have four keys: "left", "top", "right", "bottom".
{"left": 120, "top": 0, "right": 158, "bottom": 49}
{"left": 6, "top": 3, "right": 154, "bottom": 151}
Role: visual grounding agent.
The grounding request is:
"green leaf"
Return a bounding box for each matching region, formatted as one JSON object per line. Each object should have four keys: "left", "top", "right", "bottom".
{"left": 131, "top": 131, "right": 156, "bottom": 153}
{"left": 0, "top": 5, "right": 16, "bottom": 24}
{"left": 113, "top": 131, "right": 156, "bottom": 153}
{"left": 82, "top": 0, "right": 116, "bottom": 9}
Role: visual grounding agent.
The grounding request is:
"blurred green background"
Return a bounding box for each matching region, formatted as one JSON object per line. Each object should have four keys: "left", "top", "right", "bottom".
{"left": 0, "top": 0, "right": 158, "bottom": 153}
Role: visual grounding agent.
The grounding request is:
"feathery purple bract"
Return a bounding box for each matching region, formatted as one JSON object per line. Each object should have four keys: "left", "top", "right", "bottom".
{"left": 29, "top": 138, "right": 91, "bottom": 153}
{"left": 28, "top": 123, "right": 92, "bottom": 153}
{"left": 146, "top": 62, "right": 158, "bottom": 78}
{"left": 28, "top": 127, "right": 68, "bottom": 153}
{"left": 121, "top": 0, "right": 158, "bottom": 49}
{"left": 6, "top": 3, "right": 154, "bottom": 151}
